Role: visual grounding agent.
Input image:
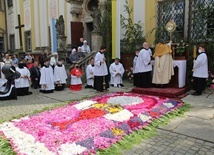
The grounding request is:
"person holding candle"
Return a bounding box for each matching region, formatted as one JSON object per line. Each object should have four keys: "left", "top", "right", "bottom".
{"left": 191, "top": 44, "right": 208, "bottom": 96}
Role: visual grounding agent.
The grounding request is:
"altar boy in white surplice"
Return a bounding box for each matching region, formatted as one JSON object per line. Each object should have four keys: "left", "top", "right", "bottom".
{"left": 85, "top": 58, "right": 95, "bottom": 88}
{"left": 109, "top": 58, "right": 125, "bottom": 87}
{"left": 39, "top": 59, "right": 55, "bottom": 93}
{"left": 15, "top": 60, "right": 33, "bottom": 96}
{"left": 54, "top": 58, "right": 68, "bottom": 91}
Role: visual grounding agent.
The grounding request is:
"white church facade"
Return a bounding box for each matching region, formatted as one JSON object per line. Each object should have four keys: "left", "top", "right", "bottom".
{"left": 4, "top": 0, "right": 148, "bottom": 54}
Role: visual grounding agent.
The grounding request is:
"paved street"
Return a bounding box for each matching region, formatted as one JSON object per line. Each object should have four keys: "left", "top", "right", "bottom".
{"left": 0, "top": 81, "right": 214, "bottom": 155}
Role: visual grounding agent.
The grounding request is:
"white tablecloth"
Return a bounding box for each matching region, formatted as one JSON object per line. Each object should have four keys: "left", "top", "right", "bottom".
{"left": 151, "top": 60, "right": 187, "bottom": 88}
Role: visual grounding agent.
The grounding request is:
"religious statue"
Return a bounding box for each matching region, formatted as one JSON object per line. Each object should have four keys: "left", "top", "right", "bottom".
{"left": 91, "top": 7, "right": 101, "bottom": 33}
{"left": 56, "top": 15, "right": 65, "bottom": 36}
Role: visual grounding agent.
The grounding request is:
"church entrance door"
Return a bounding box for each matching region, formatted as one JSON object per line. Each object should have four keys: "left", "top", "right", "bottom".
{"left": 71, "top": 22, "right": 83, "bottom": 48}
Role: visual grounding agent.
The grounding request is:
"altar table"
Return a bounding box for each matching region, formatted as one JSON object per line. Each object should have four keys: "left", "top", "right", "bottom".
{"left": 151, "top": 60, "right": 187, "bottom": 88}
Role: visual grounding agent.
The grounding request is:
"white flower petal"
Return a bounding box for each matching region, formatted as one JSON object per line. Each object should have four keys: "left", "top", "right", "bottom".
{"left": 74, "top": 100, "right": 97, "bottom": 110}
{"left": 58, "top": 143, "right": 87, "bottom": 155}
{"left": 104, "top": 109, "right": 133, "bottom": 122}
{"left": 107, "top": 96, "right": 143, "bottom": 106}
{"left": 0, "top": 122, "right": 53, "bottom": 155}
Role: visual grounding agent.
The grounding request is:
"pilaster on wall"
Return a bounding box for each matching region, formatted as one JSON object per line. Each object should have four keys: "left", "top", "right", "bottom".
{"left": 67, "top": 0, "right": 83, "bottom": 22}
{"left": 145, "top": 0, "right": 157, "bottom": 45}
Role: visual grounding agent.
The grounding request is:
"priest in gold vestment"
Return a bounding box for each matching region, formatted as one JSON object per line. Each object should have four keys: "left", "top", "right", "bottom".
{"left": 152, "top": 41, "right": 174, "bottom": 86}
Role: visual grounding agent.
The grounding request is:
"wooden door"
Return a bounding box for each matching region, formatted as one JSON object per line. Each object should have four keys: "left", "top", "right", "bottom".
{"left": 71, "top": 22, "right": 83, "bottom": 48}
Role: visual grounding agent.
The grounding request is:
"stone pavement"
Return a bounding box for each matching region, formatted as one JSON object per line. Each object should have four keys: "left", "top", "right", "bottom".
{"left": 122, "top": 88, "right": 214, "bottom": 155}
{"left": 0, "top": 82, "right": 214, "bottom": 155}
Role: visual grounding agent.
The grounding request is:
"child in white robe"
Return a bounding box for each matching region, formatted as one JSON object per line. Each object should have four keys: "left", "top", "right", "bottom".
{"left": 54, "top": 58, "right": 68, "bottom": 91}
{"left": 39, "top": 59, "right": 55, "bottom": 93}
{"left": 109, "top": 58, "right": 125, "bottom": 87}
{"left": 85, "top": 58, "right": 94, "bottom": 88}
{"left": 15, "top": 60, "right": 32, "bottom": 96}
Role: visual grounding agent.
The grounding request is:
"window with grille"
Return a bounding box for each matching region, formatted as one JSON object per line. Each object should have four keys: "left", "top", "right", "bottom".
{"left": 189, "top": 0, "right": 214, "bottom": 42}
{"left": 9, "top": 34, "right": 15, "bottom": 52}
{"left": 0, "top": 37, "right": 4, "bottom": 52}
{"left": 7, "top": 0, "right": 13, "bottom": 7}
{"left": 157, "top": 0, "right": 185, "bottom": 42}
{"left": 25, "top": 31, "right": 31, "bottom": 51}
{"left": 0, "top": 0, "right": 2, "bottom": 10}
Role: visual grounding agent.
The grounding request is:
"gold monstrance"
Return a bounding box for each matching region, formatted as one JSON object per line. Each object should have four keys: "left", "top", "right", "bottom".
{"left": 165, "top": 20, "right": 177, "bottom": 40}
{"left": 165, "top": 20, "right": 177, "bottom": 59}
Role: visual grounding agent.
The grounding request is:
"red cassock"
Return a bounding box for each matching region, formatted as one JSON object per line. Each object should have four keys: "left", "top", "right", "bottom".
{"left": 69, "top": 68, "right": 83, "bottom": 91}
{"left": 70, "top": 68, "right": 83, "bottom": 77}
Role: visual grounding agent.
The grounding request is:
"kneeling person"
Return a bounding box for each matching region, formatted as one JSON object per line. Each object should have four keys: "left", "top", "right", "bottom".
{"left": 109, "top": 58, "right": 125, "bottom": 87}
{"left": 15, "top": 60, "right": 32, "bottom": 96}
{"left": 40, "top": 59, "right": 55, "bottom": 93}
{"left": 54, "top": 58, "right": 68, "bottom": 91}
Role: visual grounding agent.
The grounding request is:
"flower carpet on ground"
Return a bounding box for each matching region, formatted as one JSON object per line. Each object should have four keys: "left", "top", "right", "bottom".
{"left": 0, "top": 92, "right": 184, "bottom": 155}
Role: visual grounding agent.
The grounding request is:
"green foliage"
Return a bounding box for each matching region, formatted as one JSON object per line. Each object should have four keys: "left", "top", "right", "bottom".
{"left": 120, "top": 0, "right": 145, "bottom": 53}
{"left": 100, "top": 1, "right": 112, "bottom": 65}
{"left": 97, "top": 102, "right": 190, "bottom": 155}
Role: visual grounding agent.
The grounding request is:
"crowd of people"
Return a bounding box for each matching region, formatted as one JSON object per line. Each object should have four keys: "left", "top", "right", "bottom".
{"left": 0, "top": 51, "right": 68, "bottom": 96}
{"left": 132, "top": 41, "right": 208, "bottom": 96}
{"left": 0, "top": 38, "right": 209, "bottom": 98}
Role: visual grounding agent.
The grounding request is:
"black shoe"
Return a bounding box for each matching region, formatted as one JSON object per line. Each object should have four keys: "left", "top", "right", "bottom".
{"left": 191, "top": 92, "right": 201, "bottom": 96}
{"left": 120, "top": 84, "right": 124, "bottom": 87}
{"left": 111, "top": 84, "right": 114, "bottom": 87}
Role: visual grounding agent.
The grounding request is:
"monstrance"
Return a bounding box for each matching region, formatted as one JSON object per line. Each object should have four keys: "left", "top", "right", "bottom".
{"left": 165, "top": 20, "right": 177, "bottom": 40}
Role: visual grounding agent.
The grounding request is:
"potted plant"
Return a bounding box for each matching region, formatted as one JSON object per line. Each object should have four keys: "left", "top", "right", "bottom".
{"left": 175, "top": 40, "right": 187, "bottom": 55}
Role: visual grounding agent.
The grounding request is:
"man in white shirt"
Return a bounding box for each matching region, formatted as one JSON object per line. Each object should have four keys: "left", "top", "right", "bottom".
{"left": 109, "top": 58, "right": 125, "bottom": 87}
{"left": 135, "top": 42, "right": 152, "bottom": 88}
{"left": 192, "top": 44, "right": 208, "bottom": 96}
{"left": 93, "top": 46, "right": 109, "bottom": 92}
{"left": 85, "top": 58, "right": 95, "bottom": 88}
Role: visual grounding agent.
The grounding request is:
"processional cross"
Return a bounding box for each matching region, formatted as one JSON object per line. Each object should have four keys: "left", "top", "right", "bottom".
{"left": 15, "top": 14, "right": 25, "bottom": 49}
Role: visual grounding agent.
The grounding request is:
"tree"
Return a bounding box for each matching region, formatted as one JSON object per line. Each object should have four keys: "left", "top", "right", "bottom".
{"left": 100, "top": 1, "right": 112, "bottom": 64}
{"left": 120, "top": 0, "right": 145, "bottom": 53}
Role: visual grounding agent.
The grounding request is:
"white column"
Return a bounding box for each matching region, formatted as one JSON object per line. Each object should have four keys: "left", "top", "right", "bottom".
{"left": 34, "top": 0, "right": 40, "bottom": 47}
{"left": 39, "top": 0, "right": 48, "bottom": 47}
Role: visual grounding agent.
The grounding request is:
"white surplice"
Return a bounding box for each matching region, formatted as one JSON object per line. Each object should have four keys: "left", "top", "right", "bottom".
{"left": 86, "top": 64, "right": 94, "bottom": 86}
{"left": 40, "top": 66, "right": 55, "bottom": 90}
{"left": 54, "top": 64, "right": 68, "bottom": 84}
{"left": 94, "top": 52, "right": 108, "bottom": 76}
{"left": 15, "top": 67, "right": 30, "bottom": 88}
{"left": 109, "top": 62, "right": 125, "bottom": 86}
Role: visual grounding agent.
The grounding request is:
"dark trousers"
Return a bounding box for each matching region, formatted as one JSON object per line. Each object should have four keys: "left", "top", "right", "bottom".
{"left": 31, "top": 78, "right": 40, "bottom": 89}
{"left": 136, "top": 71, "right": 152, "bottom": 88}
{"left": 16, "top": 87, "right": 31, "bottom": 96}
{"left": 94, "top": 75, "right": 109, "bottom": 91}
{"left": 192, "top": 77, "right": 207, "bottom": 94}
{"left": 55, "top": 84, "right": 65, "bottom": 91}
{"left": 133, "top": 73, "right": 138, "bottom": 86}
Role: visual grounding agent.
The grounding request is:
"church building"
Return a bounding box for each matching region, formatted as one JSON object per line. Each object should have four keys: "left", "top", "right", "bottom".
{"left": 3, "top": 0, "right": 148, "bottom": 56}
{"left": 0, "top": 0, "right": 7, "bottom": 54}
{"left": 2, "top": 0, "right": 213, "bottom": 57}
